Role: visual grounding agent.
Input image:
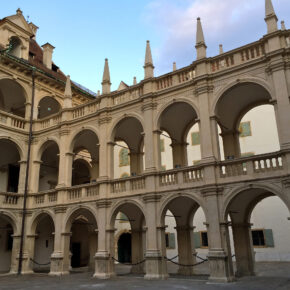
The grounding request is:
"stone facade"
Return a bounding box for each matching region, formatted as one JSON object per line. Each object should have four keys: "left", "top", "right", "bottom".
{"left": 0, "top": 1, "right": 289, "bottom": 283}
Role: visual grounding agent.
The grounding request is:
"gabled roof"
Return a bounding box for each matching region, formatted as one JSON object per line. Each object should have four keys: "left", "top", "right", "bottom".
{"left": 0, "top": 9, "right": 33, "bottom": 37}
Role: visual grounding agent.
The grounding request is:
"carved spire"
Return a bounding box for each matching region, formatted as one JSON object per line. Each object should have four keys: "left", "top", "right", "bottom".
{"left": 265, "top": 0, "right": 278, "bottom": 33}
{"left": 64, "top": 75, "right": 72, "bottom": 108}
{"left": 144, "top": 40, "right": 154, "bottom": 79}
{"left": 173, "top": 62, "right": 177, "bottom": 71}
{"left": 219, "top": 44, "right": 224, "bottom": 54}
{"left": 195, "top": 17, "right": 207, "bottom": 60}
{"left": 102, "top": 58, "right": 111, "bottom": 94}
{"left": 133, "top": 76, "right": 137, "bottom": 85}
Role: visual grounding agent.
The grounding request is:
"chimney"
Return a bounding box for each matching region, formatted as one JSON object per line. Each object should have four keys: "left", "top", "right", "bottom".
{"left": 41, "top": 43, "right": 55, "bottom": 69}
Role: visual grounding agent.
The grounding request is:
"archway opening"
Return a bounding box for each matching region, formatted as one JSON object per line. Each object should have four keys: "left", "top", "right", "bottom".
{"left": 0, "top": 215, "right": 14, "bottom": 273}
{"left": 9, "top": 36, "right": 22, "bottom": 58}
{"left": 39, "top": 141, "right": 59, "bottom": 191}
{"left": 112, "top": 117, "right": 144, "bottom": 178}
{"left": 0, "top": 139, "right": 21, "bottom": 193}
{"left": 112, "top": 203, "right": 146, "bottom": 276}
{"left": 161, "top": 196, "right": 209, "bottom": 277}
{"left": 226, "top": 188, "right": 290, "bottom": 278}
{"left": 0, "top": 79, "right": 26, "bottom": 117}
{"left": 118, "top": 232, "right": 132, "bottom": 263}
{"left": 158, "top": 102, "right": 198, "bottom": 168}
{"left": 71, "top": 130, "right": 99, "bottom": 186}
{"left": 33, "top": 214, "right": 54, "bottom": 273}
{"left": 67, "top": 209, "right": 98, "bottom": 271}
{"left": 38, "top": 96, "right": 61, "bottom": 119}
{"left": 215, "top": 82, "right": 274, "bottom": 159}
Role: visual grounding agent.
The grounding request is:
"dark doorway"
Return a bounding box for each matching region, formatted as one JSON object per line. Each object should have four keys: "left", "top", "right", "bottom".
{"left": 71, "top": 242, "right": 81, "bottom": 268}
{"left": 8, "top": 164, "right": 19, "bottom": 192}
{"left": 118, "top": 233, "right": 132, "bottom": 263}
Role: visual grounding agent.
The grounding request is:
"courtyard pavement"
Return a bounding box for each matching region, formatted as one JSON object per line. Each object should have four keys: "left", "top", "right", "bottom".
{"left": 0, "top": 262, "right": 289, "bottom": 290}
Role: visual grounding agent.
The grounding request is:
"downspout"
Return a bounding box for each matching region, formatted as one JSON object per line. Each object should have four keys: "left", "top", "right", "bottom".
{"left": 17, "top": 67, "right": 36, "bottom": 275}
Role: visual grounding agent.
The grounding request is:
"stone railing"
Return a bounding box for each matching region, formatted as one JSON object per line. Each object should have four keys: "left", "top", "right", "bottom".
{"left": 217, "top": 151, "right": 284, "bottom": 180}
{"left": 0, "top": 192, "right": 23, "bottom": 207}
{"left": 111, "top": 86, "right": 143, "bottom": 106}
{"left": 0, "top": 110, "right": 26, "bottom": 130}
{"left": 111, "top": 176, "right": 146, "bottom": 194}
{"left": 35, "top": 112, "right": 62, "bottom": 130}
{"left": 211, "top": 40, "right": 265, "bottom": 73}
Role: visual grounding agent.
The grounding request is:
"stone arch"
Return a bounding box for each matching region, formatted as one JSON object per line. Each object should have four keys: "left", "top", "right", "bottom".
{"left": 0, "top": 136, "right": 24, "bottom": 161}
{"left": 37, "top": 96, "right": 62, "bottom": 119}
{"left": 69, "top": 126, "right": 100, "bottom": 153}
{"left": 29, "top": 210, "right": 56, "bottom": 235}
{"left": 0, "top": 77, "right": 28, "bottom": 117}
{"left": 36, "top": 137, "right": 60, "bottom": 161}
{"left": 109, "top": 112, "right": 145, "bottom": 143}
{"left": 222, "top": 183, "right": 290, "bottom": 222}
{"left": 0, "top": 211, "right": 19, "bottom": 234}
{"left": 154, "top": 98, "right": 200, "bottom": 132}
{"left": 211, "top": 76, "right": 275, "bottom": 116}
{"left": 158, "top": 192, "right": 207, "bottom": 228}
{"left": 109, "top": 199, "right": 146, "bottom": 230}
{"left": 64, "top": 205, "right": 98, "bottom": 233}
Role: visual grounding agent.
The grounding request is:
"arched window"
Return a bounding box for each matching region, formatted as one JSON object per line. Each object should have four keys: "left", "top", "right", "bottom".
{"left": 8, "top": 37, "right": 22, "bottom": 58}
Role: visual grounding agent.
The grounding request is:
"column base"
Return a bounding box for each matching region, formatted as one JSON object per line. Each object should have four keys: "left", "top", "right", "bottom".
{"left": 208, "top": 249, "right": 235, "bottom": 283}
{"left": 16, "top": 252, "right": 33, "bottom": 275}
{"left": 177, "top": 267, "right": 194, "bottom": 276}
{"left": 144, "top": 251, "right": 168, "bottom": 280}
{"left": 94, "top": 252, "right": 115, "bottom": 279}
{"left": 49, "top": 252, "right": 70, "bottom": 276}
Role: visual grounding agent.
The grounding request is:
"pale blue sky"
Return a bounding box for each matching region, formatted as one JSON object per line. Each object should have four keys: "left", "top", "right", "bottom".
{"left": 1, "top": 0, "right": 289, "bottom": 93}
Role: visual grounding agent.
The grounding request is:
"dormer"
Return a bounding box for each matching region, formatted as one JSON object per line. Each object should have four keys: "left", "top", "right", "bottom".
{"left": 0, "top": 8, "right": 33, "bottom": 60}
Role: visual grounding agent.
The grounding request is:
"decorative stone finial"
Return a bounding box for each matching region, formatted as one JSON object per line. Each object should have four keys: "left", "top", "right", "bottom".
{"left": 133, "top": 76, "right": 137, "bottom": 85}
{"left": 102, "top": 58, "right": 111, "bottom": 94}
{"left": 144, "top": 40, "right": 154, "bottom": 79}
{"left": 219, "top": 44, "right": 224, "bottom": 54}
{"left": 281, "top": 21, "right": 286, "bottom": 30}
{"left": 173, "top": 62, "right": 177, "bottom": 71}
{"left": 195, "top": 17, "right": 207, "bottom": 60}
{"left": 16, "top": 8, "right": 22, "bottom": 15}
{"left": 265, "top": 0, "right": 278, "bottom": 34}
{"left": 64, "top": 75, "right": 72, "bottom": 108}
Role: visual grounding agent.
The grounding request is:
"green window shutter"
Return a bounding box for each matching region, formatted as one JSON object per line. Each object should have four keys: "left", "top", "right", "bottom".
{"left": 168, "top": 233, "right": 176, "bottom": 249}
{"left": 191, "top": 132, "right": 200, "bottom": 146}
{"left": 264, "top": 229, "right": 274, "bottom": 247}
{"left": 194, "top": 232, "right": 201, "bottom": 248}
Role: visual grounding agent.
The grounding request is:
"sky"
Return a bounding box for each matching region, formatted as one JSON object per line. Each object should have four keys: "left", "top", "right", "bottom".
{"left": 1, "top": 0, "right": 289, "bottom": 93}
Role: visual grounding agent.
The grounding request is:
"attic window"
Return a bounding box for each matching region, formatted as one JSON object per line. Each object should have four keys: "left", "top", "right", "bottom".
{"left": 29, "top": 52, "right": 35, "bottom": 59}
{"left": 8, "top": 36, "right": 22, "bottom": 58}
{"left": 51, "top": 63, "right": 59, "bottom": 72}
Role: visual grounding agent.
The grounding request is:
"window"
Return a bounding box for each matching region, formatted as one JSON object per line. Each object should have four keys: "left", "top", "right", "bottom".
{"left": 251, "top": 229, "right": 274, "bottom": 247}
{"left": 165, "top": 233, "right": 176, "bottom": 249}
{"left": 6, "top": 229, "right": 13, "bottom": 251}
{"left": 119, "top": 148, "right": 129, "bottom": 167}
{"left": 194, "top": 231, "right": 208, "bottom": 248}
{"left": 191, "top": 132, "right": 200, "bottom": 146}
{"left": 160, "top": 139, "right": 165, "bottom": 152}
{"left": 239, "top": 121, "right": 252, "bottom": 137}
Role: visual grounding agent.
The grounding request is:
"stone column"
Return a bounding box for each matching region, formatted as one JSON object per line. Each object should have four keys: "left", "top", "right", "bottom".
{"left": 142, "top": 101, "right": 158, "bottom": 172}
{"left": 129, "top": 152, "right": 144, "bottom": 175}
{"left": 171, "top": 142, "right": 188, "bottom": 168}
{"left": 176, "top": 226, "right": 196, "bottom": 275}
{"left": 9, "top": 234, "right": 21, "bottom": 274}
{"left": 220, "top": 130, "right": 240, "bottom": 159}
{"left": 94, "top": 200, "right": 114, "bottom": 279}
{"left": 203, "top": 187, "right": 234, "bottom": 282}
{"left": 131, "top": 229, "right": 145, "bottom": 274}
{"left": 50, "top": 207, "right": 70, "bottom": 275}
{"left": 232, "top": 223, "right": 255, "bottom": 277}
{"left": 143, "top": 194, "right": 167, "bottom": 279}
{"left": 90, "top": 160, "right": 99, "bottom": 181}
{"left": 17, "top": 160, "right": 27, "bottom": 193}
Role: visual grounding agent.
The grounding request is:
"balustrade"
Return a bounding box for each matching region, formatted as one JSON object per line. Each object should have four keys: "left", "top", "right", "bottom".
{"left": 0, "top": 110, "right": 26, "bottom": 130}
